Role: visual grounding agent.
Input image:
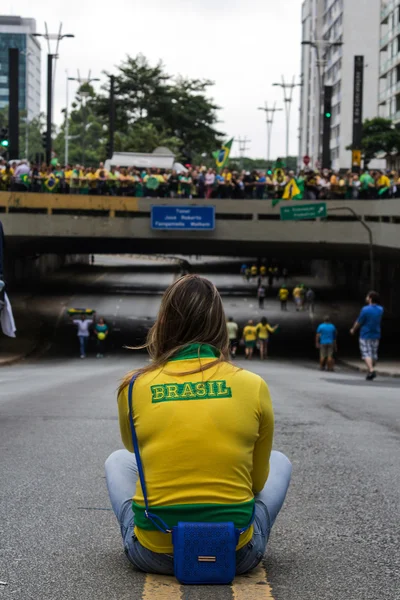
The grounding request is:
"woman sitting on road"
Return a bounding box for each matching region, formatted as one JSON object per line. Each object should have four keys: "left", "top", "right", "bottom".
{"left": 105, "top": 275, "right": 292, "bottom": 576}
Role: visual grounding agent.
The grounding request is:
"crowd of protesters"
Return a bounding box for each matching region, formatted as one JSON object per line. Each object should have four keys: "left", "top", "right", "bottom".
{"left": 0, "top": 157, "right": 399, "bottom": 200}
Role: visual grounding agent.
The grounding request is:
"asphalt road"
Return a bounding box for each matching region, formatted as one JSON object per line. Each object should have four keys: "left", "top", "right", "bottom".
{"left": 1, "top": 260, "right": 399, "bottom": 600}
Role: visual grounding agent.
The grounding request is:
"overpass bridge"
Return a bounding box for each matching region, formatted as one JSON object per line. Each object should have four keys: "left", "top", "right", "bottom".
{"left": 1, "top": 192, "right": 400, "bottom": 260}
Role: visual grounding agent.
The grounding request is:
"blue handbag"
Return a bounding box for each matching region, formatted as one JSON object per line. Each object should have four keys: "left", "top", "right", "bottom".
{"left": 128, "top": 374, "right": 255, "bottom": 585}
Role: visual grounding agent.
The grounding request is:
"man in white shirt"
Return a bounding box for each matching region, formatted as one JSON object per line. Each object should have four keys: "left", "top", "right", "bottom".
{"left": 72, "top": 315, "right": 94, "bottom": 358}
{"left": 13, "top": 160, "right": 30, "bottom": 190}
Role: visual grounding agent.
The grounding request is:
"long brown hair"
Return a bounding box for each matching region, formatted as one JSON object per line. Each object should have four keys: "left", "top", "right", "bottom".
{"left": 119, "top": 274, "right": 230, "bottom": 393}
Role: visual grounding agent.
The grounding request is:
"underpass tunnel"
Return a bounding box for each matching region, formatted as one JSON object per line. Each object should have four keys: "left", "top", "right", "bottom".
{"left": 7, "top": 254, "right": 400, "bottom": 363}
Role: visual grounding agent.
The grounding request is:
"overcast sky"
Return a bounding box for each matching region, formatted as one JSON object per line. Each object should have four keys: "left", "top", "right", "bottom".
{"left": 10, "top": 0, "right": 302, "bottom": 159}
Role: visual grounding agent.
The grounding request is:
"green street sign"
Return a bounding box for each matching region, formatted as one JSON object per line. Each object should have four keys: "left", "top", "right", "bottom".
{"left": 280, "top": 202, "right": 327, "bottom": 221}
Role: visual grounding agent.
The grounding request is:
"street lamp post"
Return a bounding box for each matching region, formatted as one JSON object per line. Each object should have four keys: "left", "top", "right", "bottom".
{"left": 301, "top": 40, "right": 343, "bottom": 166}
{"left": 273, "top": 77, "right": 302, "bottom": 165}
{"left": 65, "top": 71, "right": 100, "bottom": 165}
{"left": 33, "top": 24, "right": 74, "bottom": 164}
{"left": 257, "top": 102, "right": 283, "bottom": 164}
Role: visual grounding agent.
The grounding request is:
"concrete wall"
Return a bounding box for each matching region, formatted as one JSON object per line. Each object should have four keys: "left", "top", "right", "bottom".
{"left": 4, "top": 254, "right": 88, "bottom": 286}
{"left": 2, "top": 197, "right": 400, "bottom": 260}
{"left": 311, "top": 257, "right": 400, "bottom": 316}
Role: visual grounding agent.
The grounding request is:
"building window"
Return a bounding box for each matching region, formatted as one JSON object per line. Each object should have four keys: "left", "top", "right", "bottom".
{"left": 396, "top": 94, "right": 400, "bottom": 112}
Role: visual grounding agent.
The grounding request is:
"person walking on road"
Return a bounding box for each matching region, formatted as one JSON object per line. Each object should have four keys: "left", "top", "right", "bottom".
{"left": 227, "top": 317, "right": 239, "bottom": 358}
{"left": 105, "top": 274, "right": 292, "bottom": 577}
{"left": 292, "top": 285, "right": 303, "bottom": 311}
{"left": 256, "top": 317, "right": 279, "bottom": 360}
{"left": 278, "top": 285, "right": 289, "bottom": 311}
{"left": 72, "top": 313, "right": 95, "bottom": 358}
{"left": 257, "top": 283, "right": 266, "bottom": 309}
{"left": 243, "top": 319, "right": 257, "bottom": 360}
{"left": 316, "top": 316, "right": 337, "bottom": 371}
{"left": 95, "top": 317, "right": 109, "bottom": 358}
{"left": 306, "top": 288, "right": 316, "bottom": 315}
{"left": 350, "top": 291, "right": 384, "bottom": 381}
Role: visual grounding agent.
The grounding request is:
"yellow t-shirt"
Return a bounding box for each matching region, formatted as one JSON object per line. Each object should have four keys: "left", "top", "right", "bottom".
{"left": 86, "top": 173, "right": 98, "bottom": 188}
{"left": 377, "top": 175, "right": 390, "bottom": 188}
{"left": 256, "top": 323, "right": 274, "bottom": 340}
{"left": 96, "top": 168, "right": 109, "bottom": 178}
{"left": 118, "top": 344, "right": 274, "bottom": 554}
{"left": 250, "top": 266, "right": 258, "bottom": 276}
{"left": 243, "top": 325, "right": 257, "bottom": 341}
{"left": 293, "top": 287, "right": 302, "bottom": 298}
{"left": 279, "top": 288, "right": 289, "bottom": 301}
{"left": 260, "top": 266, "right": 267, "bottom": 276}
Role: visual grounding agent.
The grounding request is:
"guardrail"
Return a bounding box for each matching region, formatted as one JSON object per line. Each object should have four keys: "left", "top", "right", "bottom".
{"left": 0, "top": 192, "right": 400, "bottom": 223}
{"left": 1, "top": 192, "right": 400, "bottom": 223}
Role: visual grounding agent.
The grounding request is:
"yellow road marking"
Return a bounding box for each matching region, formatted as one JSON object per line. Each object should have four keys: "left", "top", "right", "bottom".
{"left": 142, "top": 573, "right": 183, "bottom": 600}
{"left": 232, "top": 565, "right": 274, "bottom": 600}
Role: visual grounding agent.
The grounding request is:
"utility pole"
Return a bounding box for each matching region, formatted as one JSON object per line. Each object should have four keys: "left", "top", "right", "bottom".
{"left": 108, "top": 75, "right": 115, "bottom": 159}
{"left": 273, "top": 77, "right": 302, "bottom": 164}
{"left": 236, "top": 136, "right": 251, "bottom": 170}
{"left": 8, "top": 48, "right": 19, "bottom": 160}
{"left": 33, "top": 24, "right": 74, "bottom": 164}
{"left": 257, "top": 102, "right": 283, "bottom": 164}
{"left": 46, "top": 53, "right": 54, "bottom": 165}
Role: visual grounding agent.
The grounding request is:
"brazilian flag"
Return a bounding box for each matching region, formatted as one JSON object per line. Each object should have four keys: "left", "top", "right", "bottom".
{"left": 20, "top": 173, "right": 30, "bottom": 188}
{"left": 283, "top": 178, "right": 302, "bottom": 200}
{"left": 273, "top": 178, "right": 303, "bottom": 207}
{"left": 44, "top": 175, "right": 59, "bottom": 193}
{"left": 213, "top": 139, "right": 233, "bottom": 171}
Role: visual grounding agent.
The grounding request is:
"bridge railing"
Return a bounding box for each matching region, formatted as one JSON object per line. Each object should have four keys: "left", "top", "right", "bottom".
{"left": 1, "top": 192, "right": 400, "bottom": 223}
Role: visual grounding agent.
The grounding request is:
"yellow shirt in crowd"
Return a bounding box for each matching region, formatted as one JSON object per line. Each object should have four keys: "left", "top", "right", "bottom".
{"left": 243, "top": 325, "right": 257, "bottom": 341}
{"left": 377, "top": 175, "right": 390, "bottom": 188}
{"left": 118, "top": 344, "right": 274, "bottom": 554}
{"left": 279, "top": 288, "right": 289, "bottom": 301}
{"left": 256, "top": 323, "right": 275, "bottom": 340}
{"left": 86, "top": 172, "right": 98, "bottom": 188}
{"left": 293, "top": 286, "right": 303, "bottom": 298}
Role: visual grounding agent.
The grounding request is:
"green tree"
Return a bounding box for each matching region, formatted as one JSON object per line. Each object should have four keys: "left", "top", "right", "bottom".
{"left": 93, "top": 54, "right": 223, "bottom": 160}
{"left": 114, "top": 122, "right": 182, "bottom": 155}
{"left": 348, "top": 117, "right": 400, "bottom": 165}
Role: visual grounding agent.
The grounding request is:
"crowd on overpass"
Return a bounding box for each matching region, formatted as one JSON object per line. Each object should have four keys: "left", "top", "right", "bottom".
{"left": 0, "top": 158, "right": 398, "bottom": 200}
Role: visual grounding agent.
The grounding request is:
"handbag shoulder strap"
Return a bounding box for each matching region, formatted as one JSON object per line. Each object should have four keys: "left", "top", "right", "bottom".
{"left": 128, "top": 374, "right": 171, "bottom": 534}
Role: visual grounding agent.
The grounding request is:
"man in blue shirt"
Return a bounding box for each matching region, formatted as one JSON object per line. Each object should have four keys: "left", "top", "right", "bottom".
{"left": 350, "top": 291, "right": 384, "bottom": 381}
{"left": 316, "top": 315, "right": 337, "bottom": 371}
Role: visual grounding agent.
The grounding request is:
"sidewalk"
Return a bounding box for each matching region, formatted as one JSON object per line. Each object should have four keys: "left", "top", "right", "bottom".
{"left": 340, "top": 357, "right": 400, "bottom": 378}
{"left": 0, "top": 295, "right": 43, "bottom": 366}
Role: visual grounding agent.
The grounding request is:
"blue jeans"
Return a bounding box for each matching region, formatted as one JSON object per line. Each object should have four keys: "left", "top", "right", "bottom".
{"left": 78, "top": 335, "right": 88, "bottom": 356}
{"left": 105, "top": 450, "right": 292, "bottom": 575}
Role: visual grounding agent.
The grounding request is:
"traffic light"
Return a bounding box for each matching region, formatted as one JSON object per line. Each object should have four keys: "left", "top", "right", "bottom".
{"left": 0, "top": 127, "right": 8, "bottom": 148}
{"left": 322, "top": 86, "right": 333, "bottom": 169}
{"left": 41, "top": 131, "right": 47, "bottom": 149}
